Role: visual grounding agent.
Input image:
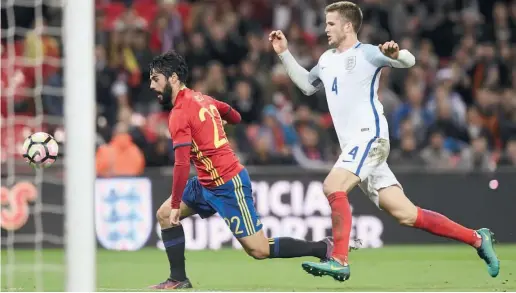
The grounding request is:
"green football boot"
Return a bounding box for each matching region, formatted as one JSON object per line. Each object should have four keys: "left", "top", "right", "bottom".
{"left": 476, "top": 228, "right": 500, "bottom": 277}
{"left": 302, "top": 258, "right": 350, "bottom": 282}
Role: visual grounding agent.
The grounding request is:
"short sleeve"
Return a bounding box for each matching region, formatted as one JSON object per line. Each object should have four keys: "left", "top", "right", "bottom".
{"left": 361, "top": 44, "right": 393, "bottom": 68}
{"left": 169, "top": 110, "right": 192, "bottom": 149}
{"left": 308, "top": 64, "right": 323, "bottom": 88}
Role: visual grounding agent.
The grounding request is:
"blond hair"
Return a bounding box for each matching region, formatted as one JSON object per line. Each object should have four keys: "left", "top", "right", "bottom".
{"left": 325, "top": 1, "right": 363, "bottom": 33}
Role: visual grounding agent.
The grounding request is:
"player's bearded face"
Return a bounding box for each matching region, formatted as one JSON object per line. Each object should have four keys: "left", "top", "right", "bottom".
{"left": 150, "top": 75, "right": 173, "bottom": 105}
{"left": 149, "top": 70, "right": 176, "bottom": 105}
{"left": 159, "top": 82, "right": 173, "bottom": 105}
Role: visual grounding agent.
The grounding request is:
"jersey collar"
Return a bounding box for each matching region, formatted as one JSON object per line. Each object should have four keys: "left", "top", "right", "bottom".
{"left": 174, "top": 87, "right": 190, "bottom": 106}
{"left": 334, "top": 41, "right": 362, "bottom": 54}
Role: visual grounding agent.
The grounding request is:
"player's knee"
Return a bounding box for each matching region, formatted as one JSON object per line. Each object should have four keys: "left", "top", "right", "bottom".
{"left": 245, "top": 246, "right": 269, "bottom": 260}
{"left": 322, "top": 177, "right": 341, "bottom": 196}
{"left": 323, "top": 174, "right": 356, "bottom": 196}
{"left": 394, "top": 209, "right": 417, "bottom": 226}
{"left": 322, "top": 180, "right": 334, "bottom": 197}
{"left": 156, "top": 208, "right": 169, "bottom": 227}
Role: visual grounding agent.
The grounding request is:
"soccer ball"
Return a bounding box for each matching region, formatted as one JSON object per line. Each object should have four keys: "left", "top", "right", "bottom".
{"left": 22, "top": 132, "right": 59, "bottom": 169}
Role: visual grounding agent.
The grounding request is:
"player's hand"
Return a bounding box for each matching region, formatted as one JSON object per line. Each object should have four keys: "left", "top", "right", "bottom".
{"left": 222, "top": 120, "right": 227, "bottom": 126}
{"left": 269, "top": 30, "right": 288, "bottom": 54}
{"left": 169, "top": 209, "right": 180, "bottom": 226}
{"left": 379, "top": 40, "right": 399, "bottom": 59}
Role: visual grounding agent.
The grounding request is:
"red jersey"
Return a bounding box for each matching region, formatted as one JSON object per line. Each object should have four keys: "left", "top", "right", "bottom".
{"left": 168, "top": 88, "right": 243, "bottom": 188}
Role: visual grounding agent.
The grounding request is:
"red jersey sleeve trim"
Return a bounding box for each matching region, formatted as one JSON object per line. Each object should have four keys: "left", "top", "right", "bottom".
{"left": 221, "top": 107, "right": 241, "bottom": 124}
{"left": 173, "top": 142, "right": 192, "bottom": 149}
{"left": 220, "top": 106, "right": 232, "bottom": 117}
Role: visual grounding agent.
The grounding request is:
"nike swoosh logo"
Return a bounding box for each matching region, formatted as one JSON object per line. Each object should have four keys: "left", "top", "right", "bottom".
{"left": 342, "top": 160, "right": 353, "bottom": 163}
{"left": 330, "top": 265, "right": 344, "bottom": 271}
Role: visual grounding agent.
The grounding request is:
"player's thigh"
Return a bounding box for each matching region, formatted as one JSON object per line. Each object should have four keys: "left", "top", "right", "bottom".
{"left": 181, "top": 176, "right": 217, "bottom": 219}
{"left": 378, "top": 185, "right": 417, "bottom": 226}
{"left": 357, "top": 161, "right": 399, "bottom": 207}
{"left": 157, "top": 176, "right": 215, "bottom": 223}
{"left": 204, "top": 169, "right": 263, "bottom": 238}
{"left": 358, "top": 162, "right": 418, "bottom": 225}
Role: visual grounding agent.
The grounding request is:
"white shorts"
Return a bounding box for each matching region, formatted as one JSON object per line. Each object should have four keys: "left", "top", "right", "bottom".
{"left": 333, "top": 137, "right": 402, "bottom": 207}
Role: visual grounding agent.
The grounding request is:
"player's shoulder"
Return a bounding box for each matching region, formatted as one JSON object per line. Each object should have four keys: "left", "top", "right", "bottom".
{"left": 176, "top": 91, "right": 205, "bottom": 113}
{"left": 169, "top": 101, "right": 194, "bottom": 124}
{"left": 184, "top": 88, "right": 216, "bottom": 106}
{"left": 318, "top": 49, "right": 336, "bottom": 63}
{"left": 356, "top": 43, "right": 381, "bottom": 54}
{"left": 356, "top": 43, "right": 385, "bottom": 63}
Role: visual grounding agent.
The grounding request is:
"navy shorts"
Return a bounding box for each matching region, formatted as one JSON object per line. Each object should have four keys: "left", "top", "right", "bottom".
{"left": 182, "top": 168, "right": 262, "bottom": 238}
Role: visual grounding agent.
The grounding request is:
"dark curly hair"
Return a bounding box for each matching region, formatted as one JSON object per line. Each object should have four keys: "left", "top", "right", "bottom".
{"left": 149, "top": 50, "right": 189, "bottom": 83}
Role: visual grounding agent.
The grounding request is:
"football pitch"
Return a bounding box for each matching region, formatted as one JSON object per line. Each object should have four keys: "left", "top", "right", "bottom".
{"left": 2, "top": 245, "right": 516, "bottom": 291}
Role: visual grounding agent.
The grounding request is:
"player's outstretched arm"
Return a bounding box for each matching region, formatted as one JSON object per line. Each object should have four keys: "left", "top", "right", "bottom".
{"left": 269, "top": 30, "right": 321, "bottom": 96}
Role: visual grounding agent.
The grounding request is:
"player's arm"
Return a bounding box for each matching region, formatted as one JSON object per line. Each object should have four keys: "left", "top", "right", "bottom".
{"left": 362, "top": 42, "right": 416, "bottom": 69}
{"left": 278, "top": 50, "right": 322, "bottom": 96}
{"left": 211, "top": 98, "right": 241, "bottom": 124}
{"left": 169, "top": 111, "right": 192, "bottom": 209}
{"left": 270, "top": 30, "right": 321, "bottom": 96}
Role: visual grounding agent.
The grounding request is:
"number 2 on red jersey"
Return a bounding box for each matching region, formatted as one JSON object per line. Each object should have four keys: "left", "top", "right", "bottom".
{"left": 198, "top": 105, "right": 228, "bottom": 148}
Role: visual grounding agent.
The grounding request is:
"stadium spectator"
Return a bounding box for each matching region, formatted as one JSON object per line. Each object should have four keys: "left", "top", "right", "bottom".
{"left": 246, "top": 134, "right": 294, "bottom": 166}
{"left": 388, "top": 133, "right": 424, "bottom": 168}
{"left": 96, "top": 122, "right": 145, "bottom": 177}
{"left": 392, "top": 83, "right": 433, "bottom": 143}
{"left": 457, "top": 131, "right": 493, "bottom": 171}
{"left": 421, "top": 129, "right": 453, "bottom": 170}
{"left": 292, "top": 125, "right": 331, "bottom": 169}
{"left": 230, "top": 79, "right": 262, "bottom": 124}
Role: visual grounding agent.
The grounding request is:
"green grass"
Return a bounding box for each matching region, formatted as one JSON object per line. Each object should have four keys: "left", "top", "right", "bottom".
{"left": 2, "top": 245, "right": 516, "bottom": 291}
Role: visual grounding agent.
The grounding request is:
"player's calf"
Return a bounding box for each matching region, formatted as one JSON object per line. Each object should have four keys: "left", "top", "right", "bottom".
{"left": 321, "top": 168, "right": 359, "bottom": 265}
{"left": 153, "top": 199, "right": 197, "bottom": 287}
{"left": 238, "top": 230, "right": 330, "bottom": 260}
{"left": 267, "top": 236, "right": 331, "bottom": 260}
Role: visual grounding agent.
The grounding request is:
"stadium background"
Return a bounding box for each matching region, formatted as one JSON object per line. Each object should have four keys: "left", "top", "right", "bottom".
{"left": 1, "top": 0, "right": 516, "bottom": 291}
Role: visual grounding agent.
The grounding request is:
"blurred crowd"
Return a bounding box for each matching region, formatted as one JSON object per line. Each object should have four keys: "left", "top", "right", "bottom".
{"left": 2, "top": 0, "right": 516, "bottom": 176}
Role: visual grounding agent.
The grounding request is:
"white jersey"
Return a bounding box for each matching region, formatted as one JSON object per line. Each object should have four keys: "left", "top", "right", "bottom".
{"left": 307, "top": 42, "right": 411, "bottom": 148}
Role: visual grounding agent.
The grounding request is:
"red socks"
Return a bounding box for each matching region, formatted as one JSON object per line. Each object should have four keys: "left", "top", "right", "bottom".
{"left": 328, "top": 191, "right": 352, "bottom": 264}
{"left": 414, "top": 207, "right": 481, "bottom": 248}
